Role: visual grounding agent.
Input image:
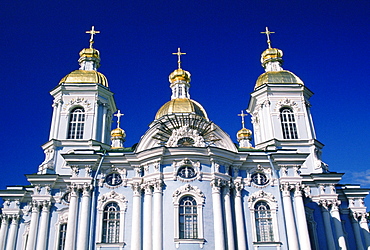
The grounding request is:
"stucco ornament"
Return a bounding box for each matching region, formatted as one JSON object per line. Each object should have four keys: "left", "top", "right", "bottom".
{"left": 166, "top": 125, "right": 205, "bottom": 147}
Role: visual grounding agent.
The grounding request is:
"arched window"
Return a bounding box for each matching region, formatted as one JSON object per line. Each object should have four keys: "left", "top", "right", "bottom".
{"left": 255, "top": 201, "right": 274, "bottom": 242}
{"left": 67, "top": 107, "right": 85, "bottom": 139}
{"left": 58, "top": 223, "right": 67, "bottom": 250}
{"left": 280, "top": 107, "right": 298, "bottom": 139}
{"left": 102, "top": 202, "right": 120, "bottom": 243}
{"left": 179, "top": 196, "right": 198, "bottom": 239}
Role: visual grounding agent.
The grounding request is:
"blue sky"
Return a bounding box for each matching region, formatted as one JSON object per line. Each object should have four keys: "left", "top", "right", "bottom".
{"left": 0, "top": 1, "right": 369, "bottom": 206}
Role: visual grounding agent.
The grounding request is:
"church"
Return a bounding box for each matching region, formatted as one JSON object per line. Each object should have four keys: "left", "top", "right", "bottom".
{"left": 0, "top": 26, "right": 369, "bottom": 250}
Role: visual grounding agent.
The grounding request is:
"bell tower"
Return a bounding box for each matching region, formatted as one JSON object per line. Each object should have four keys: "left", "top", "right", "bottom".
{"left": 247, "top": 28, "right": 324, "bottom": 173}
{"left": 38, "top": 27, "right": 117, "bottom": 174}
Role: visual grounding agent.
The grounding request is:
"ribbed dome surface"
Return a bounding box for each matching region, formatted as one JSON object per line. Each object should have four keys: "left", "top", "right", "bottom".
{"left": 59, "top": 70, "right": 108, "bottom": 87}
{"left": 255, "top": 70, "right": 303, "bottom": 90}
{"left": 155, "top": 98, "right": 208, "bottom": 120}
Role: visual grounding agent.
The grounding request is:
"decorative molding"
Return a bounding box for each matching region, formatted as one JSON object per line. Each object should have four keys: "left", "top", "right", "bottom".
{"left": 63, "top": 97, "right": 93, "bottom": 112}
{"left": 248, "top": 190, "right": 277, "bottom": 209}
{"left": 172, "top": 184, "right": 205, "bottom": 205}
{"left": 97, "top": 190, "right": 128, "bottom": 212}
{"left": 275, "top": 98, "right": 300, "bottom": 112}
{"left": 166, "top": 125, "right": 206, "bottom": 147}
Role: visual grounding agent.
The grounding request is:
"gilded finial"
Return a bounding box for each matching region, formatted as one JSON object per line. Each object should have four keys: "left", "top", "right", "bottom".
{"left": 114, "top": 110, "right": 124, "bottom": 129}
{"left": 238, "top": 110, "right": 248, "bottom": 129}
{"left": 172, "top": 48, "right": 186, "bottom": 69}
{"left": 261, "top": 27, "right": 275, "bottom": 49}
{"left": 86, "top": 26, "right": 100, "bottom": 49}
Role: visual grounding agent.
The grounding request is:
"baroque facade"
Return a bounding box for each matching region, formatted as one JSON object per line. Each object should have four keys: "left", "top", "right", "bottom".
{"left": 0, "top": 27, "right": 369, "bottom": 250}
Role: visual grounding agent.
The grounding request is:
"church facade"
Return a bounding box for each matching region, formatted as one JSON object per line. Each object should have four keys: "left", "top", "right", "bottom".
{"left": 0, "top": 27, "right": 369, "bottom": 250}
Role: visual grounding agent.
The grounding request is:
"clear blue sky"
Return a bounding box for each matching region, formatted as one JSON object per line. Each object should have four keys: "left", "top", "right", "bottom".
{"left": 0, "top": 1, "right": 369, "bottom": 206}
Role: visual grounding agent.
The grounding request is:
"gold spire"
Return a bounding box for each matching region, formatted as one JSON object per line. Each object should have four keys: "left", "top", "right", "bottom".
{"left": 172, "top": 48, "right": 186, "bottom": 69}
{"left": 114, "top": 110, "right": 124, "bottom": 129}
{"left": 86, "top": 26, "right": 100, "bottom": 49}
{"left": 238, "top": 110, "right": 248, "bottom": 129}
{"left": 261, "top": 27, "right": 275, "bottom": 49}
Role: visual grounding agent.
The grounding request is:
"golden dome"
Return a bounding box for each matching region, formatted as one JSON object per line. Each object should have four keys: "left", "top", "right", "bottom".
{"left": 111, "top": 127, "right": 126, "bottom": 138}
{"left": 255, "top": 70, "right": 303, "bottom": 90}
{"left": 155, "top": 98, "right": 208, "bottom": 120}
{"left": 79, "top": 48, "right": 100, "bottom": 59}
{"left": 59, "top": 70, "right": 109, "bottom": 87}
{"left": 237, "top": 128, "right": 252, "bottom": 139}
{"left": 261, "top": 48, "right": 283, "bottom": 66}
{"left": 169, "top": 68, "right": 191, "bottom": 84}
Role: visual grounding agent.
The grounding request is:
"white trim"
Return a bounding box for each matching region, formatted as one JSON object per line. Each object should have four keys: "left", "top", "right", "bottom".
{"left": 172, "top": 184, "right": 205, "bottom": 247}
{"left": 248, "top": 190, "right": 280, "bottom": 244}
{"left": 96, "top": 191, "right": 127, "bottom": 244}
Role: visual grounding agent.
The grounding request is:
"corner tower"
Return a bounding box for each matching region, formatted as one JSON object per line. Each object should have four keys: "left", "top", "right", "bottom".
{"left": 247, "top": 28, "right": 324, "bottom": 173}
{"left": 39, "top": 27, "right": 117, "bottom": 174}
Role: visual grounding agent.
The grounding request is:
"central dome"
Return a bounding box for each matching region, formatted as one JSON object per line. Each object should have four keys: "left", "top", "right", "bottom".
{"left": 155, "top": 98, "right": 208, "bottom": 120}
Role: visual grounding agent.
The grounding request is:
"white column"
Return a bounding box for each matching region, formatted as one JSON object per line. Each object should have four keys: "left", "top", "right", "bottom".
{"left": 293, "top": 184, "right": 311, "bottom": 250}
{"left": 49, "top": 101, "right": 58, "bottom": 139}
{"left": 77, "top": 184, "right": 92, "bottom": 250}
{"left": 211, "top": 179, "right": 225, "bottom": 250}
{"left": 320, "top": 201, "right": 336, "bottom": 249}
{"left": 6, "top": 215, "right": 19, "bottom": 250}
{"left": 131, "top": 182, "right": 142, "bottom": 250}
{"left": 0, "top": 215, "right": 10, "bottom": 250}
{"left": 101, "top": 105, "right": 108, "bottom": 143}
{"left": 26, "top": 201, "right": 40, "bottom": 250}
{"left": 143, "top": 183, "right": 153, "bottom": 250}
{"left": 54, "top": 99, "right": 63, "bottom": 139}
{"left": 330, "top": 201, "right": 347, "bottom": 250}
{"left": 359, "top": 213, "right": 370, "bottom": 249}
{"left": 36, "top": 201, "right": 51, "bottom": 250}
{"left": 281, "top": 183, "right": 299, "bottom": 250}
{"left": 224, "top": 184, "right": 235, "bottom": 250}
{"left": 234, "top": 181, "right": 247, "bottom": 250}
{"left": 153, "top": 180, "right": 163, "bottom": 250}
{"left": 350, "top": 213, "right": 364, "bottom": 250}
{"left": 64, "top": 185, "right": 79, "bottom": 250}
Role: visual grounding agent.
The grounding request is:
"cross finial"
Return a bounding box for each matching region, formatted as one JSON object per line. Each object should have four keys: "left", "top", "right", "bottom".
{"left": 114, "top": 110, "right": 124, "bottom": 128}
{"left": 172, "top": 48, "right": 186, "bottom": 69}
{"left": 238, "top": 110, "right": 248, "bottom": 129}
{"left": 86, "top": 26, "right": 100, "bottom": 49}
{"left": 261, "top": 27, "right": 275, "bottom": 49}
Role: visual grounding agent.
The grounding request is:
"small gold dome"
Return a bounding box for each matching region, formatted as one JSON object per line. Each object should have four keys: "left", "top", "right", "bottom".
{"left": 155, "top": 98, "right": 208, "bottom": 120}
{"left": 111, "top": 127, "right": 126, "bottom": 138}
{"left": 79, "top": 48, "right": 100, "bottom": 59}
{"left": 59, "top": 70, "right": 109, "bottom": 87}
{"left": 237, "top": 128, "right": 252, "bottom": 139}
{"left": 255, "top": 70, "right": 303, "bottom": 90}
{"left": 261, "top": 48, "right": 283, "bottom": 66}
{"left": 169, "top": 68, "right": 191, "bottom": 84}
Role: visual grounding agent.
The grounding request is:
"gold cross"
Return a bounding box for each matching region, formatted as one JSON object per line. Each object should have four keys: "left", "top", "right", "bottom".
{"left": 114, "top": 110, "right": 124, "bottom": 128}
{"left": 238, "top": 110, "right": 248, "bottom": 129}
{"left": 86, "top": 26, "right": 100, "bottom": 49}
{"left": 172, "top": 47, "right": 186, "bottom": 69}
{"left": 261, "top": 27, "right": 275, "bottom": 49}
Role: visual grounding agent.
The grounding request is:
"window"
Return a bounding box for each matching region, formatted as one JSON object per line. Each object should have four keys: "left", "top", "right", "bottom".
{"left": 280, "top": 108, "right": 298, "bottom": 139}
{"left": 255, "top": 201, "right": 274, "bottom": 242}
{"left": 102, "top": 202, "right": 120, "bottom": 243}
{"left": 67, "top": 107, "right": 85, "bottom": 139}
{"left": 179, "top": 196, "right": 198, "bottom": 239}
{"left": 58, "top": 223, "right": 67, "bottom": 250}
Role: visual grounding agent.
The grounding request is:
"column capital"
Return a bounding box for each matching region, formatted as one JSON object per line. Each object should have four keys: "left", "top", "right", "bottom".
{"left": 280, "top": 183, "right": 292, "bottom": 196}
{"left": 234, "top": 179, "right": 244, "bottom": 197}
{"left": 211, "top": 178, "right": 226, "bottom": 193}
{"left": 153, "top": 179, "right": 164, "bottom": 192}
{"left": 41, "top": 200, "right": 51, "bottom": 212}
{"left": 31, "top": 200, "right": 40, "bottom": 213}
{"left": 131, "top": 182, "right": 142, "bottom": 196}
{"left": 142, "top": 182, "right": 153, "bottom": 195}
{"left": 81, "top": 183, "right": 93, "bottom": 197}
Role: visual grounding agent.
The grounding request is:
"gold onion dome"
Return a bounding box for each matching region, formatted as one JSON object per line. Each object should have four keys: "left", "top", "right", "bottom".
{"left": 169, "top": 68, "right": 191, "bottom": 84}
{"left": 111, "top": 127, "right": 126, "bottom": 138}
{"left": 155, "top": 98, "right": 208, "bottom": 120}
{"left": 261, "top": 48, "right": 283, "bottom": 66}
{"left": 255, "top": 70, "right": 303, "bottom": 89}
{"left": 59, "top": 70, "right": 109, "bottom": 87}
{"left": 237, "top": 128, "right": 252, "bottom": 139}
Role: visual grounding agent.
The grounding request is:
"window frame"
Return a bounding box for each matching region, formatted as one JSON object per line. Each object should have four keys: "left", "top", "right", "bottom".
{"left": 280, "top": 107, "right": 298, "bottom": 139}
{"left": 173, "top": 184, "right": 205, "bottom": 247}
{"left": 248, "top": 190, "right": 280, "bottom": 245}
{"left": 96, "top": 191, "right": 127, "bottom": 245}
{"left": 67, "top": 107, "right": 85, "bottom": 139}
